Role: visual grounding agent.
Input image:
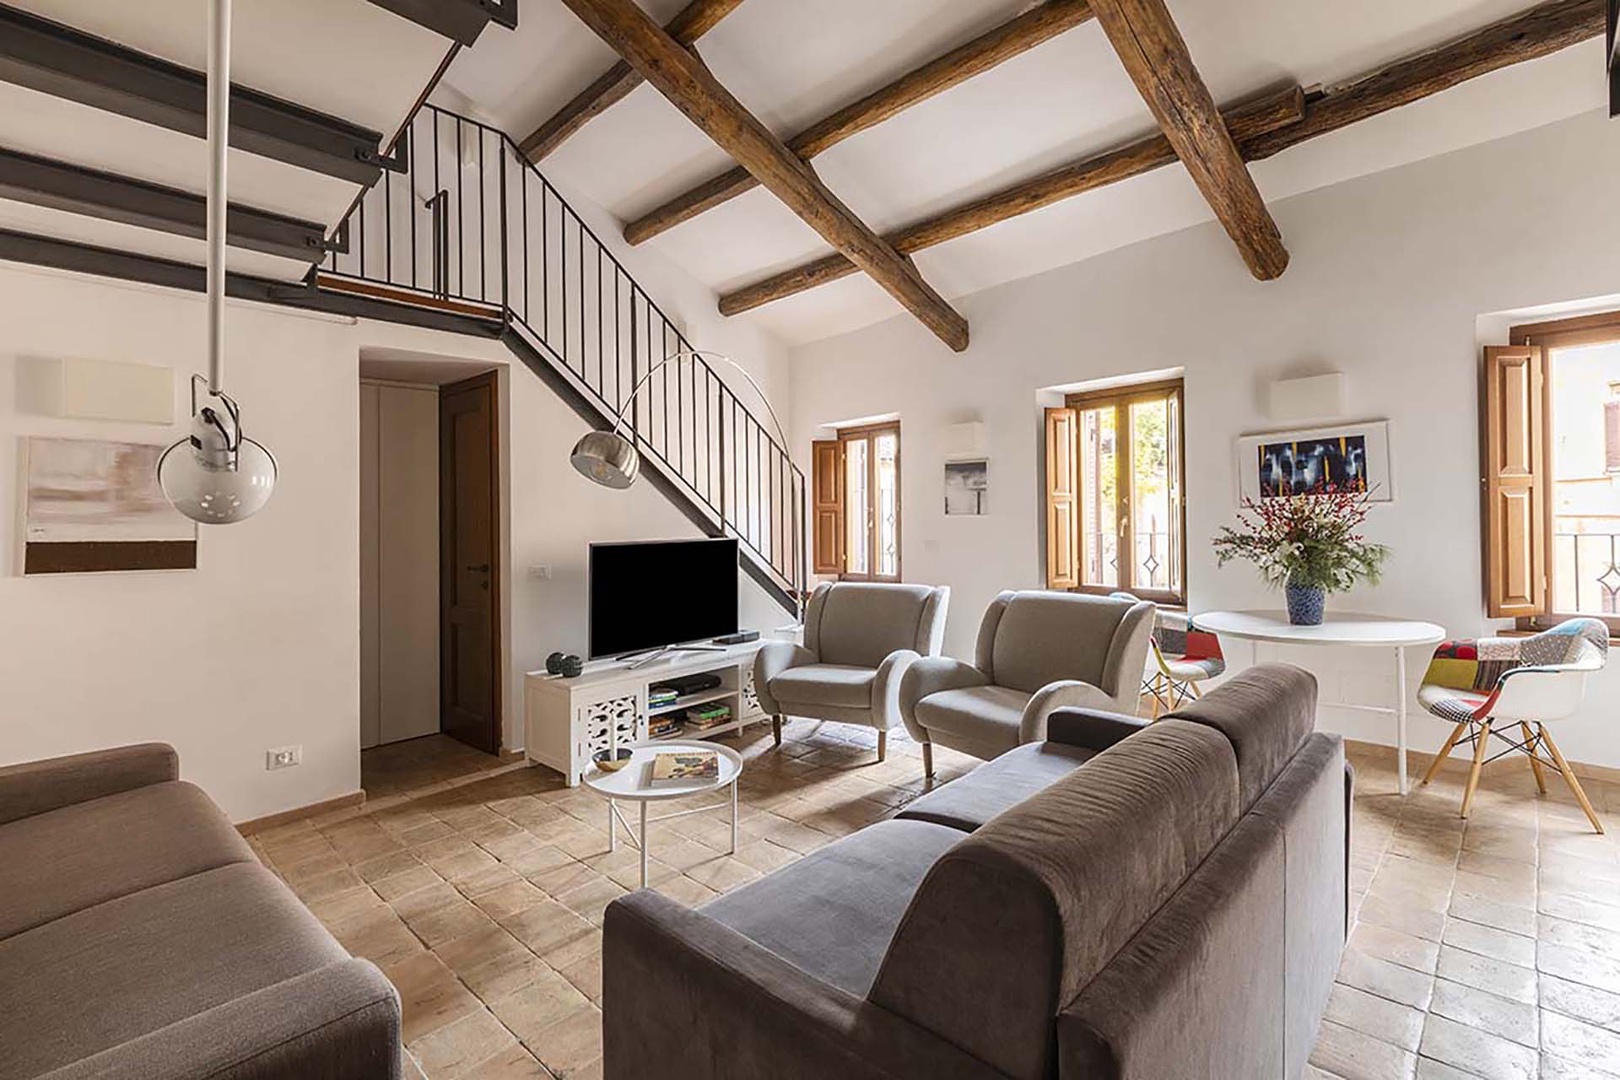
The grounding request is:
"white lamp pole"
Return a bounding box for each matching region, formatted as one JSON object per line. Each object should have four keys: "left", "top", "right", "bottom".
{"left": 157, "top": 0, "right": 278, "bottom": 525}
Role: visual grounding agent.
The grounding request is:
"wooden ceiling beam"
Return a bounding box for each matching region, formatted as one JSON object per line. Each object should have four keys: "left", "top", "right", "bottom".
{"left": 519, "top": 0, "right": 745, "bottom": 161}
{"left": 1088, "top": 0, "right": 1288, "bottom": 280}
{"left": 1243, "top": 0, "right": 1602, "bottom": 160}
{"left": 719, "top": 0, "right": 1600, "bottom": 317}
{"left": 623, "top": 0, "right": 1094, "bottom": 245}
{"left": 557, "top": 0, "right": 969, "bottom": 350}
{"left": 719, "top": 86, "right": 1302, "bottom": 315}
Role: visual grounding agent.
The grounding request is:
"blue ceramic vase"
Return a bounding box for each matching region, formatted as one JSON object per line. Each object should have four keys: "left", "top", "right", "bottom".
{"left": 1285, "top": 582, "right": 1326, "bottom": 626}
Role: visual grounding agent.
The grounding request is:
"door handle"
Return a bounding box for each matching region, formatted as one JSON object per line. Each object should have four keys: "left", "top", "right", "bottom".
{"left": 467, "top": 563, "right": 491, "bottom": 573}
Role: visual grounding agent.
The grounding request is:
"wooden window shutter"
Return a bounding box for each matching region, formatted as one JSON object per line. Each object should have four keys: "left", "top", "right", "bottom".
{"left": 1045, "top": 407, "right": 1080, "bottom": 589}
{"left": 811, "top": 439, "right": 843, "bottom": 575}
{"left": 1481, "top": 345, "right": 1549, "bottom": 618}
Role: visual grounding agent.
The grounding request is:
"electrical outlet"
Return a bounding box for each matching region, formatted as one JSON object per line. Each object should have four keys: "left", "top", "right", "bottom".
{"left": 527, "top": 564, "right": 552, "bottom": 581}
{"left": 266, "top": 745, "right": 302, "bottom": 771}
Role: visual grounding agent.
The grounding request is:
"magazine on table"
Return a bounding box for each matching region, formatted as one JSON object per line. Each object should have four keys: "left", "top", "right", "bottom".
{"left": 648, "top": 749, "right": 719, "bottom": 786}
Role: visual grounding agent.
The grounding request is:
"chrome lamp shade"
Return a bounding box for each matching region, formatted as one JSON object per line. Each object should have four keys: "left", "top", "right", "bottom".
{"left": 156, "top": 420, "right": 277, "bottom": 524}
{"left": 571, "top": 430, "right": 639, "bottom": 489}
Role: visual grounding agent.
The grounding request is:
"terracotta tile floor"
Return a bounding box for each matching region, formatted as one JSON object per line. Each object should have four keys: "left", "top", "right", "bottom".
{"left": 361, "top": 734, "right": 516, "bottom": 799}
{"left": 250, "top": 719, "right": 1620, "bottom": 1080}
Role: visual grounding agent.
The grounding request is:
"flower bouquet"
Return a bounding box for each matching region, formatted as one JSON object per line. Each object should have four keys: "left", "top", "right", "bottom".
{"left": 1212, "top": 490, "right": 1389, "bottom": 625}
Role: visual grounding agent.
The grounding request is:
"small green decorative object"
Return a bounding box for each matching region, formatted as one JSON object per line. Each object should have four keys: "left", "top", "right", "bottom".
{"left": 559, "top": 654, "right": 584, "bottom": 678}
{"left": 545, "top": 651, "right": 566, "bottom": 675}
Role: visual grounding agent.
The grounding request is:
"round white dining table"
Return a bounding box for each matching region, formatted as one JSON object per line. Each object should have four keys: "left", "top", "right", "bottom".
{"left": 1196, "top": 611, "right": 1447, "bottom": 795}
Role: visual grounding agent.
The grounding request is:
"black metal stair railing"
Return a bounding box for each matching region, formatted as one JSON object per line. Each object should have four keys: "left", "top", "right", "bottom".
{"left": 321, "top": 104, "right": 803, "bottom": 609}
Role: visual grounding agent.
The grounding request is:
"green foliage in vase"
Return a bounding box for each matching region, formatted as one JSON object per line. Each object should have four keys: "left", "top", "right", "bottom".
{"left": 1212, "top": 490, "right": 1388, "bottom": 593}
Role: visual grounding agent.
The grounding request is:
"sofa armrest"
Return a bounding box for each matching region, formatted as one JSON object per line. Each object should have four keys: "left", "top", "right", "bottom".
{"left": 604, "top": 891, "right": 1001, "bottom": 1080}
{"left": 38, "top": 959, "right": 400, "bottom": 1080}
{"left": 754, "top": 642, "right": 817, "bottom": 716}
{"left": 872, "top": 649, "right": 921, "bottom": 732}
{"left": 897, "top": 657, "right": 989, "bottom": 742}
{"left": 0, "top": 743, "right": 178, "bottom": 827}
{"left": 1019, "top": 681, "right": 1116, "bottom": 744}
{"left": 1047, "top": 707, "right": 1150, "bottom": 753}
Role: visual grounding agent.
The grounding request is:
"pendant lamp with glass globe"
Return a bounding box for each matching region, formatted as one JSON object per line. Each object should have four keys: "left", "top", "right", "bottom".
{"left": 157, "top": 0, "right": 277, "bottom": 525}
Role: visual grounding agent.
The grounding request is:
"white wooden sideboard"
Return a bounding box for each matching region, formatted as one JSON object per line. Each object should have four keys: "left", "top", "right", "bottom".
{"left": 524, "top": 642, "right": 770, "bottom": 786}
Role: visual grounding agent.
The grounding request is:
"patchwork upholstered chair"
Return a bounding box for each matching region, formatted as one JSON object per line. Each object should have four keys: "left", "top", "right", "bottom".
{"left": 1112, "top": 594, "right": 1226, "bottom": 717}
{"left": 898, "top": 590, "right": 1155, "bottom": 777}
{"left": 754, "top": 581, "right": 949, "bottom": 762}
{"left": 1418, "top": 618, "right": 1608, "bottom": 831}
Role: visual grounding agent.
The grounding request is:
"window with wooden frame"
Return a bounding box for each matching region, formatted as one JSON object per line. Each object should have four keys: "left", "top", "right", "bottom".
{"left": 811, "top": 422, "right": 901, "bottom": 581}
{"left": 1485, "top": 311, "right": 1620, "bottom": 631}
{"left": 1045, "top": 379, "right": 1185, "bottom": 605}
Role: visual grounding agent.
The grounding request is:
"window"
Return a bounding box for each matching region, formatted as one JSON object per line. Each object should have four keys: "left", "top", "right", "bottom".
{"left": 1485, "top": 311, "right": 1620, "bottom": 629}
{"left": 1045, "top": 379, "right": 1185, "bottom": 604}
{"left": 811, "top": 422, "right": 901, "bottom": 581}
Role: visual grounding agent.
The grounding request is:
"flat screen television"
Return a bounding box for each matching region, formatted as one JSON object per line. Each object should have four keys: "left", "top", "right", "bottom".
{"left": 589, "top": 538, "right": 740, "bottom": 659}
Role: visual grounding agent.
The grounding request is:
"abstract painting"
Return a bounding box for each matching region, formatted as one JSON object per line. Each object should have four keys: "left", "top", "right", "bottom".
{"left": 944, "top": 459, "right": 988, "bottom": 516}
{"left": 22, "top": 437, "right": 196, "bottom": 574}
{"left": 1236, "top": 421, "right": 1392, "bottom": 504}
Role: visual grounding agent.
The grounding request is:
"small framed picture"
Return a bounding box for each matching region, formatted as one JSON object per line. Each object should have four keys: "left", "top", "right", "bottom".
{"left": 1235, "top": 420, "right": 1392, "bottom": 503}
{"left": 944, "top": 458, "right": 988, "bottom": 516}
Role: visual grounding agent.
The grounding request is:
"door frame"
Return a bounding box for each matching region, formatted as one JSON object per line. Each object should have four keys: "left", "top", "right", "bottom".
{"left": 439, "top": 369, "right": 503, "bottom": 754}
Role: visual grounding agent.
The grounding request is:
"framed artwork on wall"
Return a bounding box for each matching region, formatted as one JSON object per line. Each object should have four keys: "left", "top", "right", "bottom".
{"left": 1236, "top": 420, "right": 1393, "bottom": 504}
{"left": 944, "top": 458, "right": 988, "bottom": 516}
{"left": 21, "top": 437, "right": 197, "bottom": 574}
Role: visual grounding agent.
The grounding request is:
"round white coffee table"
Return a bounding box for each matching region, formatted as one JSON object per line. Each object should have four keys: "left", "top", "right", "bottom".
{"left": 1197, "top": 610, "right": 1446, "bottom": 796}
{"left": 581, "top": 740, "right": 744, "bottom": 888}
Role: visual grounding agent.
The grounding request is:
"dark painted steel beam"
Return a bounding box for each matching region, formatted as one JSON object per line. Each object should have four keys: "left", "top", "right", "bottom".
{"left": 0, "top": 4, "right": 393, "bottom": 185}
{"left": 0, "top": 148, "right": 329, "bottom": 264}
{"left": 363, "top": 0, "right": 517, "bottom": 46}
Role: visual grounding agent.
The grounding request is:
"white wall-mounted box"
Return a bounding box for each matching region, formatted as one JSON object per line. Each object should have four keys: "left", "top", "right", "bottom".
{"left": 18, "top": 356, "right": 174, "bottom": 424}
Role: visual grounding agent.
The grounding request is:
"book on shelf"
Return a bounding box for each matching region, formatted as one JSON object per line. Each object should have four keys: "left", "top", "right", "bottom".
{"left": 648, "top": 750, "right": 718, "bottom": 786}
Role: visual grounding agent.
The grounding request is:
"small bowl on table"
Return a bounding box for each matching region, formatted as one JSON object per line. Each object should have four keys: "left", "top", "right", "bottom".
{"left": 593, "top": 748, "right": 633, "bottom": 773}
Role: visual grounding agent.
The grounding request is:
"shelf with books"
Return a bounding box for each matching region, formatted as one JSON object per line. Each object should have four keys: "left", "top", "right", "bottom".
{"left": 648, "top": 686, "right": 739, "bottom": 717}
{"left": 650, "top": 716, "right": 748, "bottom": 743}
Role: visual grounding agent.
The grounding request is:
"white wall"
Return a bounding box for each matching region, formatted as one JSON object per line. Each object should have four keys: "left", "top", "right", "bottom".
{"left": 0, "top": 267, "right": 364, "bottom": 822}
{"left": 789, "top": 107, "right": 1620, "bottom": 770}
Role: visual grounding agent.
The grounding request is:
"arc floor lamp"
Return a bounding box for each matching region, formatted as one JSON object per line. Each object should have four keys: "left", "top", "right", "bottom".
{"left": 157, "top": 0, "right": 277, "bottom": 525}
{"left": 570, "top": 349, "right": 803, "bottom": 623}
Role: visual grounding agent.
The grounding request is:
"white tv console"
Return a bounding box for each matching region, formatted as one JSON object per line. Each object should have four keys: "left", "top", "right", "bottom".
{"left": 524, "top": 641, "right": 770, "bottom": 786}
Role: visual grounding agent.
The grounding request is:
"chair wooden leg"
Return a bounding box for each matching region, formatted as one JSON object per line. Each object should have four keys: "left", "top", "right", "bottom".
{"left": 1188, "top": 681, "right": 1203, "bottom": 700}
{"left": 1540, "top": 723, "right": 1604, "bottom": 834}
{"left": 1520, "top": 722, "right": 1548, "bottom": 795}
{"left": 1460, "top": 720, "right": 1492, "bottom": 819}
{"left": 772, "top": 715, "right": 782, "bottom": 747}
{"left": 922, "top": 742, "right": 934, "bottom": 780}
{"left": 876, "top": 730, "right": 887, "bottom": 763}
{"left": 1421, "top": 721, "right": 1469, "bottom": 787}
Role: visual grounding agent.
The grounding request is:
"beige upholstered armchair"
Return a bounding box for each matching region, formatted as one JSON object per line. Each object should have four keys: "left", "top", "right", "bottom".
{"left": 754, "top": 582, "right": 950, "bottom": 762}
{"left": 898, "top": 590, "right": 1155, "bottom": 776}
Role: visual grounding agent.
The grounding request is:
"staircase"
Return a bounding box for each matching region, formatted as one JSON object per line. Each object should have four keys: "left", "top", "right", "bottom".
{"left": 318, "top": 105, "right": 805, "bottom": 615}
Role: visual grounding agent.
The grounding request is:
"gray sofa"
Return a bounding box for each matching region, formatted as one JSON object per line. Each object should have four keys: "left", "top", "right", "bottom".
{"left": 900, "top": 589, "right": 1155, "bottom": 775}
{"left": 0, "top": 743, "right": 401, "bottom": 1080}
{"left": 603, "top": 664, "right": 1347, "bottom": 1080}
{"left": 755, "top": 581, "right": 949, "bottom": 761}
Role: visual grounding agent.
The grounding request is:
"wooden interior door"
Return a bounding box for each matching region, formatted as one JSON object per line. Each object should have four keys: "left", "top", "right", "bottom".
{"left": 440, "top": 371, "right": 502, "bottom": 753}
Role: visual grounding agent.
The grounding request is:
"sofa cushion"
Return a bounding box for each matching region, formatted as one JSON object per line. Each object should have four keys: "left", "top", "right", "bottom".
{"left": 0, "top": 780, "right": 255, "bottom": 940}
{"left": 768, "top": 663, "right": 875, "bottom": 709}
{"left": 898, "top": 742, "right": 1095, "bottom": 832}
{"left": 812, "top": 583, "right": 939, "bottom": 669}
{"left": 989, "top": 592, "right": 1130, "bottom": 694}
{"left": 914, "top": 685, "right": 1029, "bottom": 747}
{"left": 701, "top": 818, "right": 963, "bottom": 997}
{"left": 870, "top": 719, "right": 1241, "bottom": 1080}
{"left": 0, "top": 861, "right": 350, "bottom": 1079}
{"left": 1165, "top": 664, "right": 1318, "bottom": 810}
